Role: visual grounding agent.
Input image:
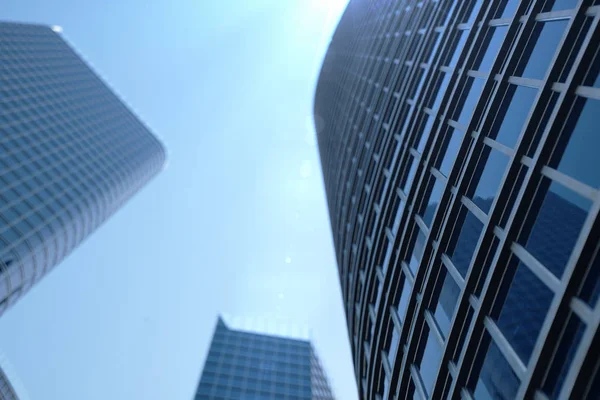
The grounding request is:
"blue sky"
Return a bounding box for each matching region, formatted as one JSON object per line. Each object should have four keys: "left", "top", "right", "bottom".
{"left": 0, "top": 1, "right": 357, "bottom": 399}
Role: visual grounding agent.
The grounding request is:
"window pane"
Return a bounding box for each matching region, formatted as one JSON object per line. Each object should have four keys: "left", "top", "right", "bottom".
{"left": 497, "top": 0, "right": 520, "bottom": 18}
{"left": 403, "top": 155, "right": 419, "bottom": 192}
{"left": 409, "top": 226, "right": 427, "bottom": 275}
{"left": 495, "top": 260, "right": 554, "bottom": 362}
{"left": 417, "top": 115, "right": 434, "bottom": 153}
{"left": 544, "top": 0, "right": 578, "bottom": 11}
{"left": 447, "top": 30, "right": 469, "bottom": 68}
{"left": 470, "top": 147, "right": 510, "bottom": 214}
{"left": 473, "top": 336, "right": 521, "bottom": 400}
{"left": 431, "top": 72, "right": 451, "bottom": 110}
{"left": 396, "top": 277, "right": 412, "bottom": 323}
{"left": 455, "top": 77, "right": 485, "bottom": 126}
{"left": 579, "top": 251, "right": 600, "bottom": 307}
{"left": 521, "top": 20, "right": 568, "bottom": 80}
{"left": 437, "top": 128, "right": 465, "bottom": 176}
{"left": 491, "top": 85, "right": 537, "bottom": 148}
{"left": 554, "top": 97, "right": 600, "bottom": 189}
{"left": 388, "top": 323, "right": 400, "bottom": 365}
{"left": 541, "top": 312, "right": 585, "bottom": 399}
{"left": 419, "top": 329, "right": 443, "bottom": 395}
{"left": 475, "top": 25, "right": 508, "bottom": 72}
{"left": 421, "top": 176, "right": 444, "bottom": 227}
{"left": 519, "top": 180, "right": 591, "bottom": 278}
{"left": 448, "top": 206, "right": 484, "bottom": 277}
{"left": 433, "top": 266, "right": 461, "bottom": 338}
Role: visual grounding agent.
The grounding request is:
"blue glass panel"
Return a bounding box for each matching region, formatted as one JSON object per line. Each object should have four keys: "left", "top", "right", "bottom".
{"left": 421, "top": 177, "right": 444, "bottom": 227}
{"left": 403, "top": 155, "right": 419, "bottom": 192}
{"left": 438, "top": 128, "right": 465, "bottom": 176}
{"left": 498, "top": 0, "right": 520, "bottom": 18}
{"left": 476, "top": 25, "right": 508, "bottom": 72}
{"left": 419, "top": 330, "right": 443, "bottom": 395}
{"left": 471, "top": 147, "right": 510, "bottom": 214}
{"left": 496, "top": 260, "right": 554, "bottom": 362}
{"left": 434, "top": 267, "right": 461, "bottom": 338}
{"left": 409, "top": 227, "right": 427, "bottom": 275}
{"left": 448, "top": 207, "right": 484, "bottom": 277}
{"left": 474, "top": 337, "right": 521, "bottom": 399}
{"left": 397, "top": 277, "right": 412, "bottom": 323}
{"left": 521, "top": 181, "right": 591, "bottom": 278}
{"left": 545, "top": 0, "right": 578, "bottom": 10}
{"left": 431, "top": 72, "right": 451, "bottom": 111}
{"left": 555, "top": 98, "right": 600, "bottom": 189}
{"left": 493, "top": 85, "right": 537, "bottom": 149}
{"left": 448, "top": 30, "right": 469, "bottom": 68}
{"left": 522, "top": 20, "right": 568, "bottom": 80}
{"left": 456, "top": 78, "right": 485, "bottom": 126}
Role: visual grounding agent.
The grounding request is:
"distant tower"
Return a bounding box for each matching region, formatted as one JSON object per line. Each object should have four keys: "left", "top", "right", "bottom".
{"left": 0, "top": 22, "right": 165, "bottom": 314}
{"left": 315, "top": 0, "right": 600, "bottom": 399}
{"left": 194, "top": 317, "right": 335, "bottom": 399}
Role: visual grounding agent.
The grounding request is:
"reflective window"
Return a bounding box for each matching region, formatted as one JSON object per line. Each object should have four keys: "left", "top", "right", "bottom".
{"left": 499, "top": 164, "right": 527, "bottom": 228}
{"left": 495, "top": 260, "right": 554, "bottom": 362}
{"left": 469, "top": 147, "right": 510, "bottom": 214}
{"left": 433, "top": 266, "right": 461, "bottom": 338}
{"left": 491, "top": 85, "right": 537, "bottom": 149}
{"left": 437, "top": 128, "right": 465, "bottom": 177}
{"left": 553, "top": 97, "right": 600, "bottom": 189}
{"left": 521, "top": 19, "right": 568, "bottom": 80}
{"left": 526, "top": 91, "right": 559, "bottom": 157}
{"left": 475, "top": 25, "right": 508, "bottom": 72}
{"left": 396, "top": 276, "right": 412, "bottom": 323}
{"left": 421, "top": 176, "right": 444, "bottom": 227}
{"left": 417, "top": 115, "right": 434, "bottom": 153}
{"left": 448, "top": 30, "right": 469, "bottom": 68}
{"left": 541, "top": 312, "right": 585, "bottom": 399}
{"left": 409, "top": 227, "right": 427, "bottom": 275}
{"left": 388, "top": 324, "right": 400, "bottom": 365}
{"left": 579, "top": 251, "right": 600, "bottom": 307}
{"left": 496, "top": 0, "right": 521, "bottom": 18}
{"left": 473, "top": 335, "right": 521, "bottom": 400}
{"left": 543, "top": 0, "right": 579, "bottom": 11}
{"left": 403, "top": 155, "right": 419, "bottom": 192}
{"left": 519, "top": 180, "right": 591, "bottom": 278}
{"left": 431, "top": 71, "right": 451, "bottom": 111}
{"left": 418, "top": 329, "right": 443, "bottom": 395}
{"left": 447, "top": 206, "right": 484, "bottom": 277}
{"left": 455, "top": 77, "right": 485, "bottom": 126}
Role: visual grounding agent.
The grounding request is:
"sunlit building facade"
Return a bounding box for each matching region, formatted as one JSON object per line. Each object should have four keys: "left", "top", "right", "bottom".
{"left": 0, "top": 22, "right": 165, "bottom": 315}
{"left": 194, "top": 317, "right": 335, "bottom": 400}
{"left": 314, "top": 0, "right": 600, "bottom": 399}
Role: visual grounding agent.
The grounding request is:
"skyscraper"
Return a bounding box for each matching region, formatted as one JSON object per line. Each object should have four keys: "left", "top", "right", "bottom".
{"left": 314, "top": 0, "right": 600, "bottom": 399}
{"left": 0, "top": 22, "right": 165, "bottom": 315}
{"left": 194, "top": 317, "right": 335, "bottom": 400}
{"left": 0, "top": 350, "right": 27, "bottom": 400}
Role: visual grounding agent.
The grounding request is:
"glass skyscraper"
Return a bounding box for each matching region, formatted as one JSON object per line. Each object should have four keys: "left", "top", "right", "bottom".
{"left": 0, "top": 22, "right": 165, "bottom": 315}
{"left": 194, "top": 317, "right": 335, "bottom": 400}
{"left": 314, "top": 0, "right": 600, "bottom": 399}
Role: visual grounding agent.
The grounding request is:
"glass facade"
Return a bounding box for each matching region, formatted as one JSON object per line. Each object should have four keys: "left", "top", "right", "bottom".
{"left": 194, "top": 317, "right": 335, "bottom": 400}
{"left": 0, "top": 23, "right": 165, "bottom": 314}
{"left": 314, "top": 1, "right": 600, "bottom": 399}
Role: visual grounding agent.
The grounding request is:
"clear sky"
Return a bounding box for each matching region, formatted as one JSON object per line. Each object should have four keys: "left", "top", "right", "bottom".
{"left": 0, "top": 1, "right": 357, "bottom": 399}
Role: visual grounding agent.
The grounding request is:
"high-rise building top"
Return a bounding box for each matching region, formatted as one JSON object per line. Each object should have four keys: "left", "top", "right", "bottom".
{"left": 194, "top": 317, "right": 335, "bottom": 400}
{"left": 0, "top": 22, "right": 165, "bottom": 314}
{"left": 0, "top": 350, "right": 27, "bottom": 400}
{"left": 315, "top": 0, "right": 600, "bottom": 399}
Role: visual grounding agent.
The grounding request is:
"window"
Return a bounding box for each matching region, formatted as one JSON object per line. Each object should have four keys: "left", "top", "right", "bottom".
{"left": 490, "top": 85, "right": 537, "bottom": 149}
{"left": 409, "top": 226, "right": 427, "bottom": 275}
{"left": 520, "top": 19, "right": 568, "bottom": 80}
{"left": 474, "top": 25, "right": 508, "bottom": 73}
{"left": 447, "top": 206, "right": 484, "bottom": 277}
{"left": 519, "top": 180, "right": 591, "bottom": 278}
{"left": 472, "top": 334, "right": 521, "bottom": 400}
{"left": 541, "top": 312, "right": 585, "bottom": 399}
{"left": 436, "top": 127, "right": 465, "bottom": 177}
{"left": 454, "top": 77, "right": 485, "bottom": 126}
{"left": 494, "top": 259, "right": 554, "bottom": 363}
{"left": 418, "top": 329, "right": 443, "bottom": 395}
{"left": 433, "top": 265, "right": 461, "bottom": 338}
{"left": 420, "top": 176, "right": 444, "bottom": 228}
{"left": 430, "top": 71, "right": 451, "bottom": 111}
{"left": 468, "top": 146, "right": 510, "bottom": 214}
{"left": 552, "top": 97, "right": 600, "bottom": 189}
{"left": 396, "top": 276, "right": 412, "bottom": 323}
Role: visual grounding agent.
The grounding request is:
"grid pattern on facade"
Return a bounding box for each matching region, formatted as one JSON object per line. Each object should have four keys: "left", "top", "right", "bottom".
{"left": 0, "top": 22, "right": 165, "bottom": 314}
{"left": 314, "top": 0, "right": 600, "bottom": 399}
{"left": 194, "top": 318, "right": 335, "bottom": 400}
{"left": 0, "top": 369, "right": 18, "bottom": 400}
